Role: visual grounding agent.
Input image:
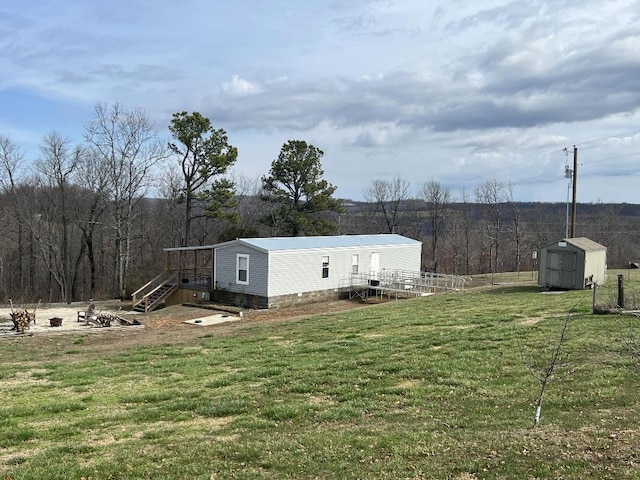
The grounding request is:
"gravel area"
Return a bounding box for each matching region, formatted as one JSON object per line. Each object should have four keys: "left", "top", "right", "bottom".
{"left": 0, "top": 303, "right": 143, "bottom": 337}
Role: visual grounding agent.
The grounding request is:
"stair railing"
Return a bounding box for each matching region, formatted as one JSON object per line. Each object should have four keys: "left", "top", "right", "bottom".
{"left": 139, "top": 278, "right": 179, "bottom": 312}
{"left": 132, "top": 273, "right": 177, "bottom": 311}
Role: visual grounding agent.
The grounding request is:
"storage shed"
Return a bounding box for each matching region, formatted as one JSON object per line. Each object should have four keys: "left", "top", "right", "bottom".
{"left": 213, "top": 234, "right": 422, "bottom": 308}
{"left": 538, "top": 237, "right": 607, "bottom": 290}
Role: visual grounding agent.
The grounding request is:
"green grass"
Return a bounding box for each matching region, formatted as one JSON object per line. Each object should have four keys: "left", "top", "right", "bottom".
{"left": 2, "top": 283, "right": 640, "bottom": 479}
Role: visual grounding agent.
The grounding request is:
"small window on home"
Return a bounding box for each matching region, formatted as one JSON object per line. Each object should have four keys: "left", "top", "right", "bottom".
{"left": 322, "top": 255, "right": 329, "bottom": 278}
{"left": 237, "top": 254, "right": 249, "bottom": 284}
{"left": 352, "top": 254, "right": 359, "bottom": 274}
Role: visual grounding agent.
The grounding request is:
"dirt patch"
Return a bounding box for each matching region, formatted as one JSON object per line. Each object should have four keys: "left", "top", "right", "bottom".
{"left": 396, "top": 380, "right": 422, "bottom": 389}
{"left": 519, "top": 317, "right": 543, "bottom": 326}
{"left": 3, "top": 369, "right": 51, "bottom": 386}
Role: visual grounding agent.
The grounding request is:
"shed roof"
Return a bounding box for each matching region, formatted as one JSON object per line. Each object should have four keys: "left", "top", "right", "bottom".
{"left": 555, "top": 237, "right": 607, "bottom": 252}
{"left": 224, "top": 234, "right": 420, "bottom": 253}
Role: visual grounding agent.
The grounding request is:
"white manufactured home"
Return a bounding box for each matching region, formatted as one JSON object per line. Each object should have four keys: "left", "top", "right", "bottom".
{"left": 132, "top": 234, "right": 423, "bottom": 311}
{"left": 213, "top": 234, "right": 422, "bottom": 308}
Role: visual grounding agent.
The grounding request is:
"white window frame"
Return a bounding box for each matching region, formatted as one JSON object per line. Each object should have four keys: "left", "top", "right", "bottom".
{"left": 322, "top": 255, "right": 330, "bottom": 278}
{"left": 236, "top": 254, "right": 249, "bottom": 285}
{"left": 352, "top": 254, "right": 359, "bottom": 274}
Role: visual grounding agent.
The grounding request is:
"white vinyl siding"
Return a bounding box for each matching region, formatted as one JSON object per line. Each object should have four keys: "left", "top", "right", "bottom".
{"left": 265, "top": 243, "right": 421, "bottom": 297}
{"left": 212, "top": 235, "right": 422, "bottom": 299}
{"left": 215, "top": 245, "right": 268, "bottom": 296}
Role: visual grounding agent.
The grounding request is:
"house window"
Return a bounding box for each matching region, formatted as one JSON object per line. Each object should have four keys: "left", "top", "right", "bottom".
{"left": 322, "top": 255, "right": 329, "bottom": 278}
{"left": 237, "top": 254, "right": 249, "bottom": 285}
{"left": 352, "top": 254, "right": 359, "bottom": 274}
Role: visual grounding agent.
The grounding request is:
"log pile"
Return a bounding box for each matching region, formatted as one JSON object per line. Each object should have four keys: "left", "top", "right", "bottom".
{"left": 9, "top": 299, "right": 40, "bottom": 334}
{"left": 91, "top": 310, "right": 139, "bottom": 327}
{"left": 10, "top": 309, "right": 35, "bottom": 334}
{"left": 94, "top": 313, "right": 119, "bottom": 327}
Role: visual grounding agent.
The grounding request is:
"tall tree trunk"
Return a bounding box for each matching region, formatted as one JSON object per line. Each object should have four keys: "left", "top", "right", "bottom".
{"left": 184, "top": 193, "right": 192, "bottom": 246}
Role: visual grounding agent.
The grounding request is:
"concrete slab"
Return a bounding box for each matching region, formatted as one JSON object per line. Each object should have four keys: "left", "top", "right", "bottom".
{"left": 183, "top": 313, "right": 241, "bottom": 326}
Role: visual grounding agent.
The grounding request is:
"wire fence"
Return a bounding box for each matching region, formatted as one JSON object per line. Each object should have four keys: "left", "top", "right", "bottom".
{"left": 593, "top": 272, "right": 640, "bottom": 312}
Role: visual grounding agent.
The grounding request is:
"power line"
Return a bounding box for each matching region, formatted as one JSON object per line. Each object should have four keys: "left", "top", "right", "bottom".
{"left": 575, "top": 129, "right": 640, "bottom": 148}
{"left": 448, "top": 147, "right": 566, "bottom": 191}
{"left": 579, "top": 151, "right": 640, "bottom": 167}
{"left": 442, "top": 129, "right": 640, "bottom": 195}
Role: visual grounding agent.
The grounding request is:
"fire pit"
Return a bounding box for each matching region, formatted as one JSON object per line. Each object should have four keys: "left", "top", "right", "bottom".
{"left": 49, "top": 317, "right": 63, "bottom": 327}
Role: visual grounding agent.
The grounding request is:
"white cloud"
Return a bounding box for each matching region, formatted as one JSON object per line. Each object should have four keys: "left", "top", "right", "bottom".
{"left": 221, "top": 75, "right": 263, "bottom": 97}
{"left": 351, "top": 123, "right": 408, "bottom": 148}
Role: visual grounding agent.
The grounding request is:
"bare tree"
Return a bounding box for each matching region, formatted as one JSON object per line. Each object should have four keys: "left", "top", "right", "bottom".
{"left": 506, "top": 184, "right": 524, "bottom": 275}
{"left": 364, "top": 177, "right": 411, "bottom": 234}
{"left": 452, "top": 188, "right": 474, "bottom": 275}
{"left": 0, "top": 135, "right": 29, "bottom": 296}
{"left": 522, "top": 310, "right": 580, "bottom": 427}
{"left": 32, "top": 132, "right": 82, "bottom": 302}
{"left": 402, "top": 199, "right": 426, "bottom": 241}
{"left": 83, "top": 102, "right": 166, "bottom": 299}
{"left": 156, "top": 165, "right": 186, "bottom": 248}
{"left": 0, "top": 135, "right": 24, "bottom": 190}
{"left": 530, "top": 206, "right": 560, "bottom": 265}
{"left": 589, "top": 203, "right": 623, "bottom": 262}
{"left": 475, "top": 179, "right": 508, "bottom": 274}
{"left": 421, "top": 180, "right": 452, "bottom": 272}
{"left": 71, "top": 148, "right": 111, "bottom": 298}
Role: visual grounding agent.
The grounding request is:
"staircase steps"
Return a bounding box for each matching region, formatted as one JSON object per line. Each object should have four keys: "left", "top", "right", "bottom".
{"left": 132, "top": 279, "right": 178, "bottom": 312}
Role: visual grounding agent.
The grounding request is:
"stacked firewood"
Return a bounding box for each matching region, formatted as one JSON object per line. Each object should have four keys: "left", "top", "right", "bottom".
{"left": 11, "top": 310, "right": 35, "bottom": 334}
{"left": 8, "top": 299, "right": 40, "bottom": 334}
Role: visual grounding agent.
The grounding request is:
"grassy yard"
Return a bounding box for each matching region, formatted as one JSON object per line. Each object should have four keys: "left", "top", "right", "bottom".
{"left": 1, "top": 281, "right": 640, "bottom": 479}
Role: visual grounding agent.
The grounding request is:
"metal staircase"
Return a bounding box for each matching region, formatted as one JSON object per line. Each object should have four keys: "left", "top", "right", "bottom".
{"left": 131, "top": 274, "right": 178, "bottom": 312}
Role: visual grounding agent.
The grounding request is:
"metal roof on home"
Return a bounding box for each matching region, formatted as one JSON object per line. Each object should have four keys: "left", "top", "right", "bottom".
{"left": 236, "top": 234, "right": 419, "bottom": 252}
{"left": 164, "top": 234, "right": 420, "bottom": 253}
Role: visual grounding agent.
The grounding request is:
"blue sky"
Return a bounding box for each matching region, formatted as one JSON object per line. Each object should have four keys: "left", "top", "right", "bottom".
{"left": 2, "top": 0, "right": 640, "bottom": 202}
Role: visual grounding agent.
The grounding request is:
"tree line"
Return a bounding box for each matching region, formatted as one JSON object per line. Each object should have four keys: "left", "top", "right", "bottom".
{"left": 355, "top": 178, "right": 639, "bottom": 276}
{"left": 1, "top": 103, "right": 637, "bottom": 304}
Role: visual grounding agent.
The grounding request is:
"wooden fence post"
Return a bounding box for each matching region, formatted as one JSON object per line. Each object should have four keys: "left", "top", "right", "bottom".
{"left": 617, "top": 274, "right": 624, "bottom": 309}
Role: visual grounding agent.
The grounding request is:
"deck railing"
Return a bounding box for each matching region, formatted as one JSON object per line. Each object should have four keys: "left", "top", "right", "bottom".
{"left": 343, "top": 270, "right": 469, "bottom": 300}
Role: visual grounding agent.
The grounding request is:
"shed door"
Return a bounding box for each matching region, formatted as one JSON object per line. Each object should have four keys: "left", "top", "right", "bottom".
{"left": 547, "top": 251, "right": 577, "bottom": 287}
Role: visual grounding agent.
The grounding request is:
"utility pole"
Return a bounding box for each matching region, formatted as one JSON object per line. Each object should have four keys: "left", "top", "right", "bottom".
{"left": 564, "top": 164, "right": 572, "bottom": 238}
{"left": 570, "top": 145, "right": 577, "bottom": 238}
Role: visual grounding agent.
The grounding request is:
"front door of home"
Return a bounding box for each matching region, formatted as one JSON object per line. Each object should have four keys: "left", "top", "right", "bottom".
{"left": 370, "top": 252, "right": 380, "bottom": 279}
